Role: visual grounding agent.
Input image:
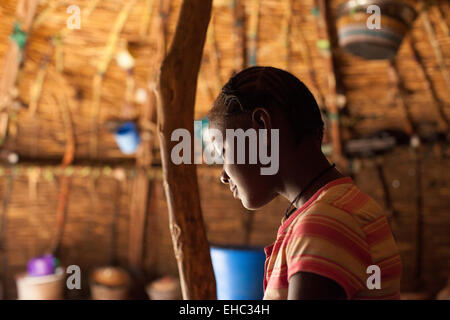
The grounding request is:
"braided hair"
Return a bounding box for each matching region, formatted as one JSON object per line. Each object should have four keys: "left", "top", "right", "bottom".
{"left": 208, "top": 66, "right": 324, "bottom": 143}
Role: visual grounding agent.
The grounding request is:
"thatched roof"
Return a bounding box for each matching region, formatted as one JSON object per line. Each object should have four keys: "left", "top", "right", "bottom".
{"left": 0, "top": 0, "right": 449, "bottom": 162}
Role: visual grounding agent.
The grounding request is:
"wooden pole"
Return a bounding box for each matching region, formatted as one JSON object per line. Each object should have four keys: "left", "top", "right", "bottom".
{"left": 421, "top": 2, "right": 450, "bottom": 92}
{"left": 281, "top": 0, "right": 293, "bottom": 71}
{"left": 45, "top": 68, "right": 76, "bottom": 258}
{"left": 296, "top": 7, "right": 326, "bottom": 111}
{"left": 0, "top": 0, "right": 39, "bottom": 144}
{"left": 231, "top": 0, "right": 247, "bottom": 71}
{"left": 207, "top": 16, "right": 224, "bottom": 94}
{"left": 128, "top": 168, "right": 150, "bottom": 269}
{"left": 388, "top": 59, "right": 415, "bottom": 136}
{"left": 315, "top": 0, "right": 346, "bottom": 168}
{"left": 155, "top": 0, "right": 216, "bottom": 299}
{"left": 413, "top": 149, "right": 424, "bottom": 290}
{"left": 128, "top": 0, "right": 169, "bottom": 270}
{"left": 247, "top": 0, "right": 260, "bottom": 67}
{"left": 0, "top": 168, "right": 14, "bottom": 299}
{"left": 408, "top": 38, "right": 449, "bottom": 132}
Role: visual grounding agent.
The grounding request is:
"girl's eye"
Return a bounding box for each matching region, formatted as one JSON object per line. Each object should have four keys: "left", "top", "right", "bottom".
{"left": 212, "top": 142, "right": 224, "bottom": 158}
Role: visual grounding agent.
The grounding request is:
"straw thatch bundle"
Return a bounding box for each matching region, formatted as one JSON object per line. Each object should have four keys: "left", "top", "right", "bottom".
{"left": 0, "top": 0, "right": 183, "bottom": 160}
{"left": 0, "top": 0, "right": 447, "bottom": 162}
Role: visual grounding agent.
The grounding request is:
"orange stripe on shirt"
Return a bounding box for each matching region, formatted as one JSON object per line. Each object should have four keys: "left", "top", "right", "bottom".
{"left": 285, "top": 221, "right": 372, "bottom": 265}
{"left": 263, "top": 177, "right": 401, "bottom": 300}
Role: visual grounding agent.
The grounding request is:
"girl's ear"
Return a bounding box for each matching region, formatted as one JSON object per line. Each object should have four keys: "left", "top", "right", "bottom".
{"left": 252, "top": 108, "right": 273, "bottom": 150}
{"left": 251, "top": 108, "right": 272, "bottom": 130}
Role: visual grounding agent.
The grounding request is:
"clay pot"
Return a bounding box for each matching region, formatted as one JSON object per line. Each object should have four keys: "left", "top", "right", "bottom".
{"left": 16, "top": 267, "right": 65, "bottom": 300}
{"left": 90, "top": 266, "right": 131, "bottom": 300}
{"left": 436, "top": 277, "right": 450, "bottom": 300}
{"left": 146, "top": 276, "right": 181, "bottom": 300}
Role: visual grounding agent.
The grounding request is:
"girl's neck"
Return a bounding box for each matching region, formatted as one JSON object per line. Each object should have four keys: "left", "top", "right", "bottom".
{"left": 279, "top": 156, "right": 345, "bottom": 210}
{"left": 293, "top": 167, "right": 344, "bottom": 209}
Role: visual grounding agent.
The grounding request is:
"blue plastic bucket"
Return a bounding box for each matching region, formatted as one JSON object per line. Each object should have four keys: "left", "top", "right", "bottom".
{"left": 115, "top": 122, "right": 140, "bottom": 155}
{"left": 210, "top": 245, "right": 266, "bottom": 300}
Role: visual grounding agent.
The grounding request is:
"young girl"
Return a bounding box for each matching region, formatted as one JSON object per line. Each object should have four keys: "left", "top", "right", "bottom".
{"left": 208, "top": 66, "right": 402, "bottom": 300}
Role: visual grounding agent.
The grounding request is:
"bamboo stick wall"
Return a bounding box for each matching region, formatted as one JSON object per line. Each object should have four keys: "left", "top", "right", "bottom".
{"left": 0, "top": 165, "right": 138, "bottom": 298}
{"left": 1, "top": 153, "right": 448, "bottom": 298}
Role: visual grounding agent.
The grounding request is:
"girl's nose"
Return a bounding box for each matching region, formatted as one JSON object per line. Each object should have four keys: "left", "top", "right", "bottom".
{"left": 220, "top": 170, "right": 230, "bottom": 184}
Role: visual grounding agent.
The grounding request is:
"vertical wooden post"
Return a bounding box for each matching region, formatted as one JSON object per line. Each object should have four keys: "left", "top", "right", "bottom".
{"left": 387, "top": 59, "right": 415, "bottom": 136}
{"left": 315, "top": 0, "right": 346, "bottom": 168}
{"left": 0, "top": 0, "right": 39, "bottom": 144}
{"left": 128, "top": 87, "right": 157, "bottom": 270}
{"left": 232, "top": 0, "right": 247, "bottom": 71}
{"left": 247, "top": 0, "right": 260, "bottom": 67}
{"left": 422, "top": 2, "right": 450, "bottom": 92}
{"left": 128, "top": 169, "right": 150, "bottom": 269}
{"left": 155, "top": 0, "right": 216, "bottom": 299}
{"left": 127, "top": 0, "right": 170, "bottom": 270}
{"left": 408, "top": 38, "right": 449, "bottom": 132}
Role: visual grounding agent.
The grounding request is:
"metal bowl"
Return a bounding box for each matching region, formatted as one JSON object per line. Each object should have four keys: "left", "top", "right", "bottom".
{"left": 336, "top": 0, "right": 417, "bottom": 60}
{"left": 337, "top": 0, "right": 417, "bottom": 25}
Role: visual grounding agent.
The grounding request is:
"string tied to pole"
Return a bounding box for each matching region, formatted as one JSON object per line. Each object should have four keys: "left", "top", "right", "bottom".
{"left": 10, "top": 22, "right": 28, "bottom": 51}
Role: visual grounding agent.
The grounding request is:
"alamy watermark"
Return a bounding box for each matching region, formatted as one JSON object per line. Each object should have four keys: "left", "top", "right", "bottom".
{"left": 366, "top": 265, "right": 381, "bottom": 289}
{"left": 170, "top": 121, "right": 279, "bottom": 175}
{"left": 366, "top": 5, "right": 381, "bottom": 30}
{"left": 66, "top": 264, "right": 81, "bottom": 289}
{"left": 63, "top": 264, "right": 380, "bottom": 292}
{"left": 66, "top": 5, "right": 81, "bottom": 30}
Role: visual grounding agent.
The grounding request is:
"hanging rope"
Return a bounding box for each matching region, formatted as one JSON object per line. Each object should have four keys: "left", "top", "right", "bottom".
{"left": 0, "top": 0, "right": 39, "bottom": 146}
{"left": 281, "top": 0, "right": 293, "bottom": 71}
{"left": 231, "top": 0, "right": 247, "bottom": 71}
{"left": 140, "top": 0, "right": 156, "bottom": 38}
{"left": 421, "top": 2, "right": 450, "bottom": 92}
{"left": 408, "top": 38, "right": 449, "bottom": 132}
{"left": 90, "top": 0, "right": 137, "bottom": 159}
{"left": 207, "top": 15, "right": 224, "bottom": 95}
{"left": 296, "top": 5, "right": 326, "bottom": 111}
{"left": 247, "top": 0, "right": 260, "bottom": 66}
{"left": 388, "top": 59, "right": 416, "bottom": 138}
{"left": 314, "top": 0, "right": 345, "bottom": 167}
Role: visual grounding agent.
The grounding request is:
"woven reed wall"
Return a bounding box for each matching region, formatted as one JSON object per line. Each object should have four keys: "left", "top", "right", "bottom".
{"left": 0, "top": 165, "right": 135, "bottom": 298}
{"left": 139, "top": 156, "right": 450, "bottom": 297}
{"left": 0, "top": 150, "right": 448, "bottom": 298}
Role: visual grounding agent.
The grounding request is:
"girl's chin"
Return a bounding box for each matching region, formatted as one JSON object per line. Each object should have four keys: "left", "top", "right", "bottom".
{"left": 241, "top": 192, "right": 278, "bottom": 211}
{"left": 240, "top": 198, "right": 261, "bottom": 211}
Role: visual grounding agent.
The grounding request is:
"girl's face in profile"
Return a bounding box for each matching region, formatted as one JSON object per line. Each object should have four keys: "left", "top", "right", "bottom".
{"left": 209, "top": 116, "right": 278, "bottom": 210}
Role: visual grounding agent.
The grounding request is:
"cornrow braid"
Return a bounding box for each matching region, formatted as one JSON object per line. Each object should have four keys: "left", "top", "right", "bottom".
{"left": 208, "top": 66, "right": 324, "bottom": 142}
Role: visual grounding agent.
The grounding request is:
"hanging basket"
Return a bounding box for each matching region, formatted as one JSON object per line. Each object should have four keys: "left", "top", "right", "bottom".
{"left": 337, "top": 0, "right": 417, "bottom": 60}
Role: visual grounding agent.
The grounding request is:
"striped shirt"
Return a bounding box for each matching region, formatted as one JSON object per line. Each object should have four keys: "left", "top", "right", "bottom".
{"left": 263, "top": 177, "right": 402, "bottom": 300}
